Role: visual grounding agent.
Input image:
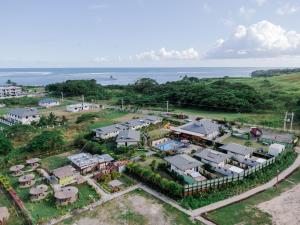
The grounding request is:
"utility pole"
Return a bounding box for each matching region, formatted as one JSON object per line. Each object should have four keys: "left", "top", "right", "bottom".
{"left": 283, "top": 112, "right": 294, "bottom": 131}
{"left": 283, "top": 112, "right": 287, "bottom": 131}
{"left": 166, "top": 101, "right": 169, "bottom": 113}
{"left": 61, "top": 92, "right": 64, "bottom": 102}
{"left": 121, "top": 99, "right": 124, "bottom": 110}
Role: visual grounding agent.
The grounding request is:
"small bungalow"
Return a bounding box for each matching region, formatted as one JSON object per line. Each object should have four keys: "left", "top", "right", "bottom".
{"left": 66, "top": 103, "right": 90, "bottom": 112}
{"left": 219, "top": 143, "right": 255, "bottom": 159}
{"left": 164, "top": 154, "right": 203, "bottom": 176}
{"left": 93, "top": 124, "right": 128, "bottom": 139}
{"left": 29, "top": 184, "right": 49, "bottom": 201}
{"left": 116, "top": 129, "right": 140, "bottom": 147}
{"left": 38, "top": 98, "right": 60, "bottom": 108}
{"left": 215, "top": 164, "right": 244, "bottom": 176}
{"left": 268, "top": 143, "right": 285, "bottom": 157}
{"left": 170, "top": 119, "right": 220, "bottom": 141}
{"left": 259, "top": 132, "right": 296, "bottom": 147}
{"left": 9, "top": 164, "right": 24, "bottom": 176}
{"left": 19, "top": 174, "right": 35, "bottom": 188}
{"left": 68, "top": 153, "right": 114, "bottom": 175}
{"left": 235, "top": 156, "right": 266, "bottom": 167}
{"left": 3, "top": 108, "right": 40, "bottom": 125}
{"left": 51, "top": 165, "right": 78, "bottom": 186}
{"left": 26, "top": 158, "right": 40, "bottom": 168}
{"left": 193, "top": 148, "right": 229, "bottom": 167}
{"left": 54, "top": 186, "right": 78, "bottom": 206}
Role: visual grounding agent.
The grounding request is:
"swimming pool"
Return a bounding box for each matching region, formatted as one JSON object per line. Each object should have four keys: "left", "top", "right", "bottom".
{"left": 156, "top": 140, "right": 183, "bottom": 151}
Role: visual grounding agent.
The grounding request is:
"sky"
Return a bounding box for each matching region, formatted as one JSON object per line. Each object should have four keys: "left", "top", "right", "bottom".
{"left": 0, "top": 0, "right": 300, "bottom": 68}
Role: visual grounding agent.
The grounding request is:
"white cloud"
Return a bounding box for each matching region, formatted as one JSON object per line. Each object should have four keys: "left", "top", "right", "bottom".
{"left": 255, "top": 0, "right": 267, "bottom": 7}
{"left": 136, "top": 48, "right": 199, "bottom": 61}
{"left": 93, "top": 57, "right": 108, "bottom": 63}
{"left": 207, "top": 20, "right": 300, "bottom": 58}
{"left": 239, "top": 6, "right": 256, "bottom": 18}
{"left": 276, "top": 3, "right": 299, "bottom": 15}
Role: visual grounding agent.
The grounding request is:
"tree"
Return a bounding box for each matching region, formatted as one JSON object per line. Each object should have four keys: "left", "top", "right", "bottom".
{"left": 27, "top": 130, "right": 65, "bottom": 152}
{"left": 47, "top": 112, "right": 58, "bottom": 125}
{"left": 150, "top": 159, "right": 157, "bottom": 171}
{"left": 0, "top": 133, "right": 13, "bottom": 155}
{"left": 5, "top": 124, "right": 36, "bottom": 142}
{"left": 38, "top": 115, "right": 48, "bottom": 127}
{"left": 61, "top": 115, "right": 68, "bottom": 125}
{"left": 133, "top": 78, "right": 158, "bottom": 94}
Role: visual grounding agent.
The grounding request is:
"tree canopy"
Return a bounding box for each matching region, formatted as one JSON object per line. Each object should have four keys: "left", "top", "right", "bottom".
{"left": 0, "top": 133, "right": 13, "bottom": 155}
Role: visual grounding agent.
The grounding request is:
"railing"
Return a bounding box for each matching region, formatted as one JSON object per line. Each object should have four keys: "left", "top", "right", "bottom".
{"left": 184, "top": 157, "right": 276, "bottom": 196}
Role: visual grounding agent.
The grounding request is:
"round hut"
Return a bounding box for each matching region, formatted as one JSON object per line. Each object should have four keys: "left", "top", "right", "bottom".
{"left": 19, "top": 174, "right": 35, "bottom": 188}
{"left": 26, "top": 158, "right": 41, "bottom": 168}
{"left": 54, "top": 186, "right": 78, "bottom": 206}
{"left": 29, "top": 184, "right": 48, "bottom": 201}
{"left": 9, "top": 165, "right": 25, "bottom": 176}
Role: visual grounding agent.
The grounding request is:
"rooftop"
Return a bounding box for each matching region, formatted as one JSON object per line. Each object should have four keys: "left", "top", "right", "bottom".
{"left": 194, "top": 148, "right": 229, "bottom": 164}
{"left": 29, "top": 184, "right": 48, "bottom": 195}
{"left": 19, "top": 174, "right": 35, "bottom": 182}
{"left": 261, "top": 132, "right": 294, "bottom": 144}
{"left": 165, "top": 154, "right": 202, "bottom": 171}
{"left": 39, "top": 98, "right": 59, "bottom": 104}
{"left": 179, "top": 119, "right": 220, "bottom": 136}
{"left": 220, "top": 143, "right": 255, "bottom": 156}
{"left": 52, "top": 165, "right": 76, "bottom": 179}
{"left": 8, "top": 108, "right": 39, "bottom": 117}
{"left": 116, "top": 129, "right": 140, "bottom": 142}
{"left": 54, "top": 186, "right": 78, "bottom": 200}
{"left": 94, "top": 124, "right": 127, "bottom": 135}
{"left": 68, "top": 153, "right": 114, "bottom": 168}
{"left": 26, "top": 158, "right": 40, "bottom": 164}
{"left": 10, "top": 164, "right": 24, "bottom": 172}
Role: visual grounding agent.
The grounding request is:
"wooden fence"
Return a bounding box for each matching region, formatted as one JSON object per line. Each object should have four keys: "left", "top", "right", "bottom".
{"left": 184, "top": 157, "right": 276, "bottom": 196}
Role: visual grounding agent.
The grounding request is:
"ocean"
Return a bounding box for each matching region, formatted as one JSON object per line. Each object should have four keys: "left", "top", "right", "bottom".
{"left": 0, "top": 67, "right": 266, "bottom": 86}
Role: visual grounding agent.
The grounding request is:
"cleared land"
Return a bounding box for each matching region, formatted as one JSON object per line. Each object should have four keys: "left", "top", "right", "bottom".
{"left": 206, "top": 167, "right": 300, "bottom": 225}
{"left": 59, "top": 189, "right": 202, "bottom": 225}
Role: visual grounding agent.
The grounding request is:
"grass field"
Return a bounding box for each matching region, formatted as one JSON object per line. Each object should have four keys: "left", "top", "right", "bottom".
{"left": 58, "top": 189, "right": 203, "bottom": 225}
{"left": 221, "top": 136, "right": 268, "bottom": 152}
{"left": 206, "top": 167, "right": 300, "bottom": 225}
{"left": 40, "top": 153, "right": 70, "bottom": 171}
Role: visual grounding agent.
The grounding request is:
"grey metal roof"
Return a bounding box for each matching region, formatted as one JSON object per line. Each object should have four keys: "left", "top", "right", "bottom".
{"left": 8, "top": 108, "right": 39, "bottom": 117}
{"left": 164, "top": 154, "right": 202, "bottom": 171}
{"left": 181, "top": 119, "right": 220, "bottom": 135}
{"left": 94, "top": 124, "right": 127, "bottom": 135}
{"left": 194, "top": 148, "right": 229, "bottom": 164}
{"left": 260, "top": 132, "right": 294, "bottom": 144}
{"left": 144, "top": 115, "right": 162, "bottom": 123}
{"left": 39, "top": 98, "right": 59, "bottom": 104}
{"left": 68, "top": 153, "right": 114, "bottom": 168}
{"left": 121, "top": 119, "right": 145, "bottom": 128}
{"left": 116, "top": 130, "right": 140, "bottom": 142}
{"left": 220, "top": 143, "right": 255, "bottom": 156}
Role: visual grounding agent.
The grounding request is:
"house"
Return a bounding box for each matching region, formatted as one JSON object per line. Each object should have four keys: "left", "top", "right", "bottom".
{"left": 26, "top": 158, "right": 40, "bottom": 168}
{"left": 29, "top": 184, "right": 49, "bottom": 201}
{"left": 93, "top": 124, "right": 128, "bottom": 139}
{"left": 54, "top": 186, "right": 78, "bottom": 206}
{"left": 219, "top": 143, "right": 254, "bottom": 159}
{"left": 19, "top": 174, "right": 35, "bottom": 188}
{"left": 66, "top": 103, "right": 90, "bottom": 112}
{"left": 215, "top": 164, "right": 244, "bottom": 176}
{"left": 68, "top": 153, "right": 114, "bottom": 175}
{"left": 0, "top": 85, "right": 22, "bottom": 98}
{"left": 38, "top": 98, "right": 60, "bottom": 107}
{"left": 2, "top": 108, "right": 40, "bottom": 125}
{"left": 268, "top": 143, "right": 285, "bottom": 156}
{"left": 193, "top": 148, "right": 229, "bottom": 167}
{"left": 51, "top": 165, "right": 78, "bottom": 186}
{"left": 121, "top": 119, "right": 148, "bottom": 130}
{"left": 164, "top": 154, "right": 203, "bottom": 176}
{"left": 259, "top": 132, "right": 296, "bottom": 147}
{"left": 144, "top": 115, "right": 162, "bottom": 124}
{"left": 235, "top": 156, "right": 266, "bottom": 167}
{"left": 170, "top": 119, "right": 220, "bottom": 140}
{"left": 9, "top": 164, "right": 24, "bottom": 176}
{"left": 116, "top": 130, "right": 140, "bottom": 147}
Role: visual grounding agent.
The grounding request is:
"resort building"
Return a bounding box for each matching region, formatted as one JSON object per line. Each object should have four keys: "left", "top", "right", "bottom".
{"left": 29, "top": 184, "right": 49, "bottom": 201}
{"left": 26, "top": 158, "right": 40, "bottom": 168}
{"left": 94, "top": 124, "right": 128, "bottom": 139}
{"left": 259, "top": 132, "right": 296, "bottom": 147}
{"left": 268, "top": 143, "right": 285, "bottom": 156}
{"left": 0, "top": 85, "right": 22, "bottom": 98}
{"left": 68, "top": 153, "right": 114, "bottom": 175}
{"left": 9, "top": 165, "right": 24, "bottom": 176}
{"left": 54, "top": 186, "right": 78, "bottom": 206}
{"left": 170, "top": 119, "right": 220, "bottom": 141}
{"left": 235, "top": 156, "right": 266, "bottom": 167}
{"left": 2, "top": 108, "right": 40, "bottom": 125}
{"left": 66, "top": 103, "right": 90, "bottom": 112}
{"left": 116, "top": 130, "right": 140, "bottom": 147}
{"left": 165, "top": 154, "right": 203, "bottom": 176}
{"left": 38, "top": 98, "right": 60, "bottom": 107}
{"left": 219, "top": 143, "right": 254, "bottom": 159}
{"left": 215, "top": 164, "right": 244, "bottom": 176}
{"left": 121, "top": 119, "right": 148, "bottom": 130}
{"left": 19, "top": 174, "right": 35, "bottom": 188}
{"left": 51, "top": 165, "right": 78, "bottom": 186}
{"left": 193, "top": 148, "right": 229, "bottom": 167}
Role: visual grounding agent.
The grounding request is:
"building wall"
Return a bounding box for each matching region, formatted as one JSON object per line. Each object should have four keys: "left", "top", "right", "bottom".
{"left": 59, "top": 176, "right": 77, "bottom": 186}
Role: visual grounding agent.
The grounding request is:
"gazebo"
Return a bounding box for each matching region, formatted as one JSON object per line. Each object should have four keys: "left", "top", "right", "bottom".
{"left": 9, "top": 165, "right": 25, "bottom": 177}
{"left": 26, "top": 158, "right": 41, "bottom": 168}
{"left": 19, "top": 174, "right": 35, "bottom": 188}
{"left": 29, "top": 184, "right": 48, "bottom": 201}
{"left": 54, "top": 186, "right": 78, "bottom": 206}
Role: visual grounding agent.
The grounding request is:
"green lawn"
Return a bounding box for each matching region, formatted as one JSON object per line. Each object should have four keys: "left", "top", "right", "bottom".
{"left": 40, "top": 154, "right": 69, "bottom": 171}
{"left": 147, "top": 128, "right": 171, "bottom": 140}
{"left": 206, "top": 167, "right": 300, "bottom": 225}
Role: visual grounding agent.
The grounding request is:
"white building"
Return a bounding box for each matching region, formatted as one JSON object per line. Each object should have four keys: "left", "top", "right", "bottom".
{"left": 219, "top": 143, "right": 254, "bottom": 159}
{"left": 268, "top": 143, "right": 285, "bottom": 157}
{"left": 215, "top": 164, "right": 244, "bottom": 176}
{"left": 66, "top": 103, "right": 90, "bottom": 112}
{"left": 38, "top": 98, "right": 60, "bottom": 108}
{"left": 0, "top": 85, "right": 22, "bottom": 98}
{"left": 94, "top": 124, "right": 128, "bottom": 139}
{"left": 193, "top": 148, "right": 229, "bottom": 167}
{"left": 2, "top": 108, "right": 40, "bottom": 125}
{"left": 116, "top": 130, "right": 140, "bottom": 147}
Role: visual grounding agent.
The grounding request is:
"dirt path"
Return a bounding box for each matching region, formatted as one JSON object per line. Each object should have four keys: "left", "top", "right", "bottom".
{"left": 257, "top": 184, "right": 300, "bottom": 225}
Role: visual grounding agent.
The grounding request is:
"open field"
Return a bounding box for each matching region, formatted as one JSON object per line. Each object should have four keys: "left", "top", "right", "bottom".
{"left": 40, "top": 151, "right": 74, "bottom": 171}
{"left": 206, "top": 167, "right": 300, "bottom": 225}
{"left": 58, "top": 189, "right": 202, "bottom": 225}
